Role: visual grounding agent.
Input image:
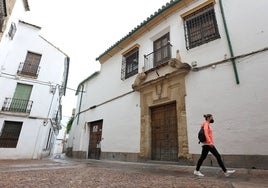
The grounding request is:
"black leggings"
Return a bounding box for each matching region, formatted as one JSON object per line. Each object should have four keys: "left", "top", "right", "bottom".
{"left": 196, "top": 145, "right": 227, "bottom": 172}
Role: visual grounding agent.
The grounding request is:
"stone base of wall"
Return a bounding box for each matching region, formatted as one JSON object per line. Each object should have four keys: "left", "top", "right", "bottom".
{"left": 65, "top": 148, "right": 268, "bottom": 170}
{"left": 72, "top": 151, "right": 87, "bottom": 159}
{"left": 100, "top": 152, "right": 139, "bottom": 162}
{"left": 191, "top": 154, "right": 268, "bottom": 170}
{"left": 65, "top": 147, "right": 87, "bottom": 159}
{"left": 101, "top": 153, "right": 268, "bottom": 169}
{"left": 41, "top": 150, "right": 50, "bottom": 159}
{"left": 65, "top": 147, "right": 73, "bottom": 157}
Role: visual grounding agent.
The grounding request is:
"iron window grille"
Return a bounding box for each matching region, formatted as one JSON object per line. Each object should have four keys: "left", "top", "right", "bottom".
{"left": 121, "top": 47, "right": 139, "bottom": 80}
{"left": 183, "top": 3, "right": 220, "bottom": 50}
{"left": 0, "top": 121, "right": 22, "bottom": 148}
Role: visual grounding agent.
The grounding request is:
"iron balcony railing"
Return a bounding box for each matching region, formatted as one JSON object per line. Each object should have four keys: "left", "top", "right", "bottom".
{"left": 144, "top": 43, "right": 172, "bottom": 71}
{"left": 1, "top": 97, "right": 33, "bottom": 113}
{"left": 17, "top": 62, "right": 40, "bottom": 78}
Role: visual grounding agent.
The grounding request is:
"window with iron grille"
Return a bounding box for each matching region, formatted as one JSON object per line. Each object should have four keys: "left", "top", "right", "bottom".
{"left": 0, "top": 121, "right": 22, "bottom": 148}
{"left": 183, "top": 3, "right": 220, "bottom": 50}
{"left": 121, "top": 47, "right": 139, "bottom": 80}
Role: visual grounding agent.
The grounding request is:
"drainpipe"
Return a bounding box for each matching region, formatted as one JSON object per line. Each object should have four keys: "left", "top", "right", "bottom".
{"left": 77, "top": 84, "right": 84, "bottom": 124}
{"left": 219, "top": 0, "right": 240, "bottom": 84}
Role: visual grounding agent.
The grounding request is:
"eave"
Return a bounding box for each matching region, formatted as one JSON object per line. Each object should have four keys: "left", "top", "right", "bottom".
{"left": 75, "top": 71, "right": 100, "bottom": 95}
{"left": 96, "top": 0, "right": 195, "bottom": 64}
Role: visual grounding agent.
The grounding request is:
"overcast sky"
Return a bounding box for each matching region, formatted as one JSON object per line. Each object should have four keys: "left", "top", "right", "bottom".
{"left": 24, "top": 0, "right": 169, "bottom": 129}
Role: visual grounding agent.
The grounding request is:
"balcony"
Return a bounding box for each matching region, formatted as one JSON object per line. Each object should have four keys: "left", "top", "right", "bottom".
{"left": 144, "top": 43, "right": 172, "bottom": 72}
{"left": 1, "top": 97, "right": 33, "bottom": 113}
{"left": 17, "top": 62, "right": 40, "bottom": 78}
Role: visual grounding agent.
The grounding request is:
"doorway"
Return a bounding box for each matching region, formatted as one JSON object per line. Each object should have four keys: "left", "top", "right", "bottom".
{"left": 151, "top": 102, "right": 178, "bottom": 161}
{"left": 88, "top": 120, "right": 103, "bottom": 159}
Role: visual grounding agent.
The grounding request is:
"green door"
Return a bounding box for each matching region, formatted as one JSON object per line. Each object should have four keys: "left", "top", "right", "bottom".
{"left": 10, "top": 83, "right": 33, "bottom": 112}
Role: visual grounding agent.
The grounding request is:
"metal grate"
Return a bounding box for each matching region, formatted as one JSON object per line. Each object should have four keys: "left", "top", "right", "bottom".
{"left": 1, "top": 97, "right": 33, "bottom": 113}
{"left": 184, "top": 4, "right": 220, "bottom": 50}
{"left": 0, "top": 121, "right": 22, "bottom": 148}
{"left": 121, "top": 47, "right": 139, "bottom": 80}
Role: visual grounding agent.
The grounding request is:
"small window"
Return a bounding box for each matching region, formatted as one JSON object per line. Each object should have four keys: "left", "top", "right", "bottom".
{"left": 183, "top": 3, "right": 220, "bottom": 50}
{"left": 8, "top": 22, "right": 16, "bottom": 39}
{"left": 0, "top": 121, "right": 23, "bottom": 148}
{"left": 121, "top": 47, "right": 139, "bottom": 80}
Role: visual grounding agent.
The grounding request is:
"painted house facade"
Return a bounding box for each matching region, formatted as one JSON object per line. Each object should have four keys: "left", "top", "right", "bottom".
{"left": 0, "top": 1, "right": 69, "bottom": 159}
{"left": 0, "top": 0, "right": 29, "bottom": 41}
{"left": 67, "top": 0, "right": 268, "bottom": 169}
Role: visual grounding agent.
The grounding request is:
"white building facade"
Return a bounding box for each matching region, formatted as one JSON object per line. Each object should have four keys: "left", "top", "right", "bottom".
{"left": 0, "top": 0, "right": 69, "bottom": 159}
{"left": 67, "top": 0, "right": 268, "bottom": 169}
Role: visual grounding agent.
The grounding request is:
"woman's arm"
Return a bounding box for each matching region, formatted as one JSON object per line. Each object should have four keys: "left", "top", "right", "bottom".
{"left": 203, "top": 122, "right": 213, "bottom": 146}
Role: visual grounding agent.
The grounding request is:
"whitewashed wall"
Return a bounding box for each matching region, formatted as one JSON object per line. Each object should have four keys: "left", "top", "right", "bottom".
{"left": 0, "top": 17, "right": 67, "bottom": 158}
{"left": 69, "top": 0, "right": 268, "bottom": 158}
{"left": 185, "top": 0, "right": 268, "bottom": 155}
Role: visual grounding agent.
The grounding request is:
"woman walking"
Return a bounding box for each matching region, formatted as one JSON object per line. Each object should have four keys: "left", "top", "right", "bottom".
{"left": 194, "top": 114, "right": 235, "bottom": 177}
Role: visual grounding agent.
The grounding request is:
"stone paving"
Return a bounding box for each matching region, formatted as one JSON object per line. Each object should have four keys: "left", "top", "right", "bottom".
{"left": 0, "top": 156, "right": 267, "bottom": 188}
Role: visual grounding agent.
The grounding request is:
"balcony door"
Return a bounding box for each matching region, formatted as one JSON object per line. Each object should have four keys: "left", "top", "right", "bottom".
{"left": 153, "top": 33, "right": 171, "bottom": 67}
{"left": 10, "top": 83, "right": 33, "bottom": 112}
{"left": 21, "top": 52, "right": 42, "bottom": 77}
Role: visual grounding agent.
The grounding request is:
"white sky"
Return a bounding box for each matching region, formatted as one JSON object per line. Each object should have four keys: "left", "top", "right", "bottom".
{"left": 24, "top": 0, "right": 169, "bottom": 130}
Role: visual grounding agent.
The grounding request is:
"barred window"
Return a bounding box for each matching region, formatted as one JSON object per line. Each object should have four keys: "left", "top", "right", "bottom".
{"left": 183, "top": 3, "right": 220, "bottom": 50}
{"left": 121, "top": 47, "right": 139, "bottom": 80}
{"left": 0, "top": 121, "right": 22, "bottom": 148}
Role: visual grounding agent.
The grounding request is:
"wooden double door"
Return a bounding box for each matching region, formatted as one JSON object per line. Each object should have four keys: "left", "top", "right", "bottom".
{"left": 151, "top": 102, "right": 178, "bottom": 161}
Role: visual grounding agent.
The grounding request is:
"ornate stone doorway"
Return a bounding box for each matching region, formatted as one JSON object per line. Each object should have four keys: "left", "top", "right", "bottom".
{"left": 138, "top": 70, "right": 190, "bottom": 161}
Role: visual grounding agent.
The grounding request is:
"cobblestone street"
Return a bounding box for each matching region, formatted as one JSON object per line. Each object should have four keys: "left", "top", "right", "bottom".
{"left": 0, "top": 157, "right": 267, "bottom": 188}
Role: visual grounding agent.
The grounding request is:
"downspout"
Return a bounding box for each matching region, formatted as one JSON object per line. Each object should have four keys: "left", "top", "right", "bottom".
{"left": 219, "top": 0, "right": 240, "bottom": 84}
{"left": 77, "top": 84, "right": 84, "bottom": 124}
